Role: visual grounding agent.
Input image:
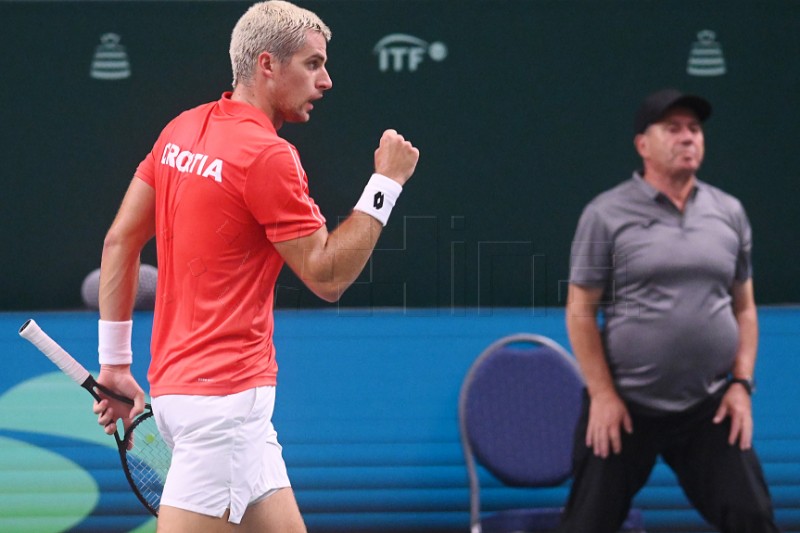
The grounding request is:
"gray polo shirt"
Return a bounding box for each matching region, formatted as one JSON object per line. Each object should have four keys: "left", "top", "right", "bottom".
{"left": 569, "top": 172, "right": 753, "bottom": 413}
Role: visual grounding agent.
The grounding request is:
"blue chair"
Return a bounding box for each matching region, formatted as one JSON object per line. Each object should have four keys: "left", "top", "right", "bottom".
{"left": 458, "top": 333, "right": 646, "bottom": 533}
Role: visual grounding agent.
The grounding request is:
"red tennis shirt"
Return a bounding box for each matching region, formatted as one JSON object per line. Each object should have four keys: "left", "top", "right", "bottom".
{"left": 135, "top": 92, "right": 325, "bottom": 396}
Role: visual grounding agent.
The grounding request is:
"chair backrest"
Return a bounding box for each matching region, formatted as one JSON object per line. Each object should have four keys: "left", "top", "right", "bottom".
{"left": 459, "top": 333, "right": 585, "bottom": 488}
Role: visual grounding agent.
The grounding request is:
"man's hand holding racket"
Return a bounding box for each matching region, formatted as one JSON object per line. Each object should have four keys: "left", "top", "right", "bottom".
{"left": 19, "top": 319, "right": 170, "bottom": 516}
{"left": 94, "top": 364, "right": 146, "bottom": 450}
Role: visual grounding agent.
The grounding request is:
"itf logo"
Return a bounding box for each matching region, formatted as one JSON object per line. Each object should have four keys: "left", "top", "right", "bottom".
{"left": 373, "top": 34, "right": 448, "bottom": 72}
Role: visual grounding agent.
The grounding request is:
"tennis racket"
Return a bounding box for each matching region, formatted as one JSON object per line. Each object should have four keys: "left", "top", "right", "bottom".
{"left": 18, "top": 318, "right": 170, "bottom": 517}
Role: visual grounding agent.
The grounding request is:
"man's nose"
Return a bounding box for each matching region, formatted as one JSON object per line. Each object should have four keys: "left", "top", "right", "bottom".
{"left": 319, "top": 68, "right": 333, "bottom": 90}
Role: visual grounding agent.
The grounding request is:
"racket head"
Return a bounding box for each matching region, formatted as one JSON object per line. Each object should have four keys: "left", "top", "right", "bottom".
{"left": 120, "top": 409, "right": 170, "bottom": 517}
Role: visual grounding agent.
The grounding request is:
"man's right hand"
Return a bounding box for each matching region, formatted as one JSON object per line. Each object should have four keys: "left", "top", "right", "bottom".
{"left": 374, "top": 129, "right": 419, "bottom": 186}
{"left": 586, "top": 390, "right": 633, "bottom": 458}
{"left": 93, "top": 364, "right": 146, "bottom": 449}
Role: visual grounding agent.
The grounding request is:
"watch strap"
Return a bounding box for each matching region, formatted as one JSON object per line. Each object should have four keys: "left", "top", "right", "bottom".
{"left": 730, "top": 377, "right": 755, "bottom": 395}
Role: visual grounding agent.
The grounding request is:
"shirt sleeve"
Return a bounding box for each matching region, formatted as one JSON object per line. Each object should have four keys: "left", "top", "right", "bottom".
{"left": 243, "top": 143, "right": 326, "bottom": 243}
{"left": 134, "top": 144, "right": 157, "bottom": 188}
{"left": 733, "top": 201, "right": 753, "bottom": 282}
{"left": 568, "top": 203, "right": 614, "bottom": 288}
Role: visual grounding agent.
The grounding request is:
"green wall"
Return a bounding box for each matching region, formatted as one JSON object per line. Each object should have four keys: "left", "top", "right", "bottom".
{"left": 2, "top": 0, "right": 799, "bottom": 310}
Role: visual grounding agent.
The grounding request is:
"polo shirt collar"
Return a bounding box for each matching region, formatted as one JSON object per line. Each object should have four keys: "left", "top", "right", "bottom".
{"left": 218, "top": 91, "right": 277, "bottom": 134}
{"left": 632, "top": 170, "right": 701, "bottom": 202}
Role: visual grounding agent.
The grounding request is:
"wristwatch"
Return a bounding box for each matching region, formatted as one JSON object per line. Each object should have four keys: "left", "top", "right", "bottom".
{"left": 730, "top": 376, "right": 756, "bottom": 395}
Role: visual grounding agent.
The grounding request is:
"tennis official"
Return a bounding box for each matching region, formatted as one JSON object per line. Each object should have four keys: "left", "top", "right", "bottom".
{"left": 91, "top": 2, "right": 419, "bottom": 531}
{"left": 559, "top": 89, "right": 779, "bottom": 533}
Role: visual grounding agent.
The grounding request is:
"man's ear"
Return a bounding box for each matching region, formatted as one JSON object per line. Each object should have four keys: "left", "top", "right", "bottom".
{"left": 257, "top": 51, "right": 275, "bottom": 79}
{"left": 634, "top": 133, "right": 647, "bottom": 159}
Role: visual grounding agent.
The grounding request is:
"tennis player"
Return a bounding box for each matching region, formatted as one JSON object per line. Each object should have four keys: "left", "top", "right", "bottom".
{"left": 91, "top": 1, "right": 419, "bottom": 531}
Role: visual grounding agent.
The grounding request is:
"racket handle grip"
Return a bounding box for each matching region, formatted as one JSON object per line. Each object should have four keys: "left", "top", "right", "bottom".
{"left": 19, "top": 319, "right": 92, "bottom": 386}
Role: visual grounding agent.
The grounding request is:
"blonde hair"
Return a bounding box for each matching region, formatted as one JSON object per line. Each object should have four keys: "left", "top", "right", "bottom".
{"left": 229, "top": 0, "right": 331, "bottom": 88}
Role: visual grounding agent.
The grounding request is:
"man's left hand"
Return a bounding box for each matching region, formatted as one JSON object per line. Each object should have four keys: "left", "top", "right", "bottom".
{"left": 713, "top": 384, "right": 753, "bottom": 450}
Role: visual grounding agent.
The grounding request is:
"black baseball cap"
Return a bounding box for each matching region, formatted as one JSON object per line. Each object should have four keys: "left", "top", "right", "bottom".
{"left": 634, "top": 88, "right": 712, "bottom": 134}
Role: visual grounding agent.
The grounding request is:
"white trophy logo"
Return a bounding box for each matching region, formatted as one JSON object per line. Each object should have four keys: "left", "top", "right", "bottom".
{"left": 90, "top": 33, "right": 131, "bottom": 80}
{"left": 687, "top": 30, "right": 726, "bottom": 77}
{"left": 373, "top": 34, "right": 448, "bottom": 72}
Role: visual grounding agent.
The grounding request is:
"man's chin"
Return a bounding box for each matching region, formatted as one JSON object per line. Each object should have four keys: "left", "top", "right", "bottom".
{"left": 286, "top": 113, "right": 311, "bottom": 124}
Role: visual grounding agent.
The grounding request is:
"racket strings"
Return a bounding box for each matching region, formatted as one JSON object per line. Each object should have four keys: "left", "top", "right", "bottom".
{"left": 125, "top": 414, "right": 171, "bottom": 512}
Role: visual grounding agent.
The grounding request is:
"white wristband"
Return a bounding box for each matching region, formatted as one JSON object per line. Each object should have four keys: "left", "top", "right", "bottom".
{"left": 98, "top": 320, "right": 133, "bottom": 365}
{"left": 353, "top": 173, "right": 403, "bottom": 226}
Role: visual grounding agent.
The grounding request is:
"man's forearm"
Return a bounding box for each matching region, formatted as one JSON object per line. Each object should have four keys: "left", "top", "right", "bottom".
{"left": 99, "top": 240, "right": 141, "bottom": 321}
{"left": 276, "top": 211, "right": 384, "bottom": 303}
{"left": 566, "top": 290, "right": 617, "bottom": 398}
{"left": 732, "top": 304, "right": 758, "bottom": 379}
{"left": 731, "top": 279, "right": 759, "bottom": 379}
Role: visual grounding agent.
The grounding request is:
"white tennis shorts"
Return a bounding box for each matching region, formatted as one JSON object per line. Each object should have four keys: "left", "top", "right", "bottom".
{"left": 151, "top": 386, "right": 291, "bottom": 524}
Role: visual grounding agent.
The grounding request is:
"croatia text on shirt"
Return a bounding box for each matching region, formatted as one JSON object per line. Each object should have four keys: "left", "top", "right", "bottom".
{"left": 160, "top": 142, "right": 224, "bottom": 183}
